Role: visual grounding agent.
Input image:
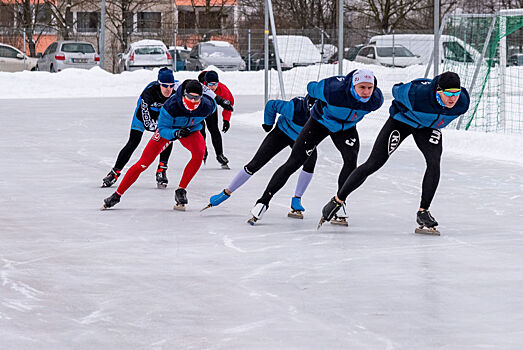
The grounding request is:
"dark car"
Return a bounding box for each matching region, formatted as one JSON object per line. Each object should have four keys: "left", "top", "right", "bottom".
{"left": 244, "top": 49, "right": 292, "bottom": 71}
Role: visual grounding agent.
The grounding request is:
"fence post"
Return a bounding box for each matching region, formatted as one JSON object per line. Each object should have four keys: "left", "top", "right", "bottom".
{"left": 248, "top": 29, "right": 251, "bottom": 71}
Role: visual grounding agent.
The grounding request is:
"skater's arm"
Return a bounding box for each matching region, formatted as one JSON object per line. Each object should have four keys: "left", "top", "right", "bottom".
{"left": 264, "top": 100, "right": 293, "bottom": 126}
{"left": 306, "top": 80, "right": 327, "bottom": 102}
{"left": 219, "top": 85, "right": 234, "bottom": 121}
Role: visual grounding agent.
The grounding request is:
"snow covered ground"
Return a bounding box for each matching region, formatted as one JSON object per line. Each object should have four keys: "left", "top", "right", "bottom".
{"left": 1, "top": 68, "right": 523, "bottom": 349}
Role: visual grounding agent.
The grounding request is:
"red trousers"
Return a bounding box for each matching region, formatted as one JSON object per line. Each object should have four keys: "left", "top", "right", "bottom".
{"left": 116, "top": 130, "right": 206, "bottom": 195}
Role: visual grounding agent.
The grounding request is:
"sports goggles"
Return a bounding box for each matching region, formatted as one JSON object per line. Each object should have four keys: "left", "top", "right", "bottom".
{"left": 438, "top": 88, "right": 461, "bottom": 97}
{"left": 184, "top": 92, "right": 202, "bottom": 101}
{"left": 158, "top": 81, "right": 175, "bottom": 88}
{"left": 206, "top": 82, "right": 219, "bottom": 86}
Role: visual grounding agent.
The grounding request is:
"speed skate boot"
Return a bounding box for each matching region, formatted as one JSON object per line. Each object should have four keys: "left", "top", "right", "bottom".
{"left": 201, "top": 190, "right": 230, "bottom": 211}
{"left": 102, "top": 168, "right": 121, "bottom": 188}
{"left": 101, "top": 192, "right": 121, "bottom": 210}
{"left": 174, "top": 188, "right": 188, "bottom": 211}
{"left": 247, "top": 202, "right": 268, "bottom": 225}
{"left": 156, "top": 162, "right": 168, "bottom": 189}
{"left": 331, "top": 203, "right": 348, "bottom": 226}
{"left": 288, "top": 196, "right": 305, "bottom": 219}
{"left": 216, "top": 154, "right": 230, "bottom": 170}
{"left": 415, "top": 209, "right": 440, "bottom": 235}
{"left": 318, "top": 197, "right": 343, "bottom": 229}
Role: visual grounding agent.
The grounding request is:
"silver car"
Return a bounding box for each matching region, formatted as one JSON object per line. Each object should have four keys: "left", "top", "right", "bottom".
{"left": 0, "top": 43, "right": 38, "bottom": 72}
{"left": 185, "top": 41, "right": 245, "bottom": 71}
{"left": 118, "top": 40, "right": 173, "bottom": 72}
{"left": 37, "top": 41, "right": 100, "bottom": 72}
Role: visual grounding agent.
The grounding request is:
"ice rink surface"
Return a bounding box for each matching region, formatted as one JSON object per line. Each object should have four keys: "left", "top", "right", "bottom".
{"left": 1, "top": 97, "right": 522, "bottom": 349}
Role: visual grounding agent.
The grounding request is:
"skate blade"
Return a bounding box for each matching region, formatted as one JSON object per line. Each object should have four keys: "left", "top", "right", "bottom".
{"left": 287, "top": 211, "right": 303, "bottom": 219}
{"left": 317, "top": 217, "right": 327, "bottom": 230}
{"left": 415, "top": 227, "right": 440, "bottom": 235}
{"left": 100, "top": 204, "right": 110, "bottom": 210}
{"left": 101, "top": 182, "right": 113, "bottom": 188}
{"left": 157, "top": 183, "right": 167, "bottom": 189}
{"left": 331, "top": 218, "right": 348, "bottom": 227}
{"left": 247, "top": 216, "right": 258, "bottom": 225}
{"left": 221, "top": 164, "right": 230, "bottom": 170}
{"left": 173, "top": 204, "right": 186, "bottom": 211}
{"left": 200, "top": 204, "right": 212, "bottom": 212}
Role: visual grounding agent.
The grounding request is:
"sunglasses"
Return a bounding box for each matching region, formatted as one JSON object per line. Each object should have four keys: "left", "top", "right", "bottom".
{"left": 438, "top": 89, "right": 461, "bottom": 97}
{"left": 184, "top": 92, "right": 202, "bottom": 101}
{"left": 206, "top": 82, "right": 219, "bottom": 86}
{"left": 158, "top": 81, "right": 175, "bottom": 88}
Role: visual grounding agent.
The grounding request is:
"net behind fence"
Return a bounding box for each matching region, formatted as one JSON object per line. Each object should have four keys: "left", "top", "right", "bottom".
{"left": 440, "top": 11, "right": 523, "bottom": 133}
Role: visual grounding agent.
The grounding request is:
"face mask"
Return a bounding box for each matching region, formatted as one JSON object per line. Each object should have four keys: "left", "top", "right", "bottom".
{"left": 183, "top": 96, "right": 200, "bottom": 111}
{"left": 350, "top": 85, "right": 371, "bottom": 103}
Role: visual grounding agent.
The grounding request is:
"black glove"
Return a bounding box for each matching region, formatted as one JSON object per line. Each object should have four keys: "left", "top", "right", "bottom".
{"left": 222, "top": 120, "right": 230, "bottom": 133}
{"left": 174, "top": 128, "right": 191, "bottom": 139}
{"left": 262, "top": 124, "right": 273, "bottom": 132}
{"left": 215, "top": 96, "right": 234, "bottom": 112}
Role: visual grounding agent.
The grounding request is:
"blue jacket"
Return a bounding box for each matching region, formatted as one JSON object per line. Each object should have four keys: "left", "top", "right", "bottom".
{"left": 157, "top": 85, "right": 216, "bottom": 141}
{"left": 389, "top": 75, "right": 470, "bottom": 129}
{"left": 264, "top": 95, "right": 314, "bottom": 140}
{"left": 307, "top": 70, "right": 384, "bottom": 132}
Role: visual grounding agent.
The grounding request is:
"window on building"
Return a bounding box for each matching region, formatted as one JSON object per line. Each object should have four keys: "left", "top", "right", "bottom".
{"left": 178, "top": 10, "right": 196, "bottom": 30}
{"left": 0, "top": 4, "right": 14, "bottom": 27}
{"left": 77, "top": 12, "right": 100, "bottom": 33}
{"left": 137, "top": 12, "right": 161, "bottom": 32}
{"left": 199, "top": 11, "right": 222, "bottom": 30}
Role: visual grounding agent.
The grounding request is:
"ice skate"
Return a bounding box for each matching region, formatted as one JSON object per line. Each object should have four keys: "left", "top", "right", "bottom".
{"left": 173, "top": 188, "right": 188, "bottom": 211}
{"left": 156, "top": 162, "right": 168, "bottom": 189}
{"left": 201, "top": 189, "right": 230, "bottom": 211}
{"left": 331, "top": 204, "right": 348, "bottom": 226}
{"left": 101, "top": 168, "right": 121, "bottom": 188}
{"left": 317, "top": 197, "right": 343, "bottom": 229}
{"left": 415, "top": 209, "right": 440, "bottom": 235}
{"left": 217, "top": 154, "right": 230, "bottom": 170}
{"left": 288, "top": 196, "right": 305, "bottom": 219}
{"left": 101, "top": 192, "right": 121, "bottom": 210}
{"left": 247, "top": 202, "right": 268, "bottom": 225}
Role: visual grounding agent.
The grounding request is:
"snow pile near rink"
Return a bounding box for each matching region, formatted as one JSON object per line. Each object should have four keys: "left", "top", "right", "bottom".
{"left": 0, "top": 62, "right": 427, "bottom": 99}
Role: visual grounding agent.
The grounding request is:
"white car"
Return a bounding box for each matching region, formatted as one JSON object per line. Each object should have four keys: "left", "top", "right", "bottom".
{"left": 37, "top": 41, "right": 100, "bottom": 72}
{"left": 118, "top": 40, "right": 173, "bottom": 72}
{"left": 355, "top": 45, "right": 420, "bottom": 68}
{"left": 0, "top": 43, "right": 38, "bottom": 72}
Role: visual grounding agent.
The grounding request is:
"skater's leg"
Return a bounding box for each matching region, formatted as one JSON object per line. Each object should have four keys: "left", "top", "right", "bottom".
{"left": 330, "top": 126, "right": 360, "bottom": 191}
{"left": 158, "top": 142, "right": 173, "bottom": 165}
{"left": 206, "top": 111, "right": 224, "bottom": 156}
{"left": 116, "top": 131, "right": 171, "bottom": 195}
{"left": 413, "top": 128, "right": 443, "bottom": 210}
{"left": 178, "top": 131, "right": 206, "bottom": 189}
{"left": 294, "top": 147, "right": 317, "bottom": 197}
{"left": 113, "top": 129, "right": 143, "bottom": 170}
{"left": 337, "top": 118, "right": 413, "bottom": 201}
{"left": 257, "top": 119, "right": 329, "bottom": 205}
{"left": 244, "top": 127, "right": 293, "bottom": 176}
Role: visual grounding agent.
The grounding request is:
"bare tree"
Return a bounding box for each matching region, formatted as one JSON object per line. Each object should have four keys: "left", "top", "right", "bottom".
{"left": 11, "top": 0, "right": 54, "bottom": 56}
{"left": 46, "top": 0, "right": 93, "bottom": 40}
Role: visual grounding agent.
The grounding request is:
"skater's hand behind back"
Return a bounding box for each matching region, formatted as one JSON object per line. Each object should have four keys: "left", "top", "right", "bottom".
{"left": 262, "top": 124, "right": 273, "bottom": 132}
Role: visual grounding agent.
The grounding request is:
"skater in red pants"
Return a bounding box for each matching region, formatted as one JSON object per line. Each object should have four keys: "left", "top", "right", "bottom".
{"left": 102, "top": 79, "right": 216, "bottom": 210}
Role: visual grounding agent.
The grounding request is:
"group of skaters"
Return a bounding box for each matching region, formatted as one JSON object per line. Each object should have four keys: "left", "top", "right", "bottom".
{"left": 101, "top": 66, "right": 470, "bottom": 234}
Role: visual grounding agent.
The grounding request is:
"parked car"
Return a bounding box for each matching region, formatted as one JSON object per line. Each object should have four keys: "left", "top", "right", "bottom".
{"left": 326, "top": 44, "right": 364, "bottom": 64}
{"left": 355, "top": 45, "right": 420, "bottom": 68}
{"left": 167, "top": 47, "right": 187, "bottom": 71}
{"left": 37, "top": 41, "right": 99, "bottom": 72}
{"left": 508, "top": 53, "right": 523, "bottom": 66}
{"left": 270, "top": 35, "right": 322, "bottom": 67}
{"left": 315, "top": 43, "right": 337, "bottom": 63}
{"left": 0, "top": 43, "right": 38, "bottom": 72}
{"left": 244, "top": 49, "right": 291, "bottom": 71}
{"left": 368, "top": 34, "right": 480, "bottom": 65}
{"left": 185, "top": 40, "right": 245, "bottom": 71}
{"left": 118, "top": 40, "right": 172, "bottom": 73}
